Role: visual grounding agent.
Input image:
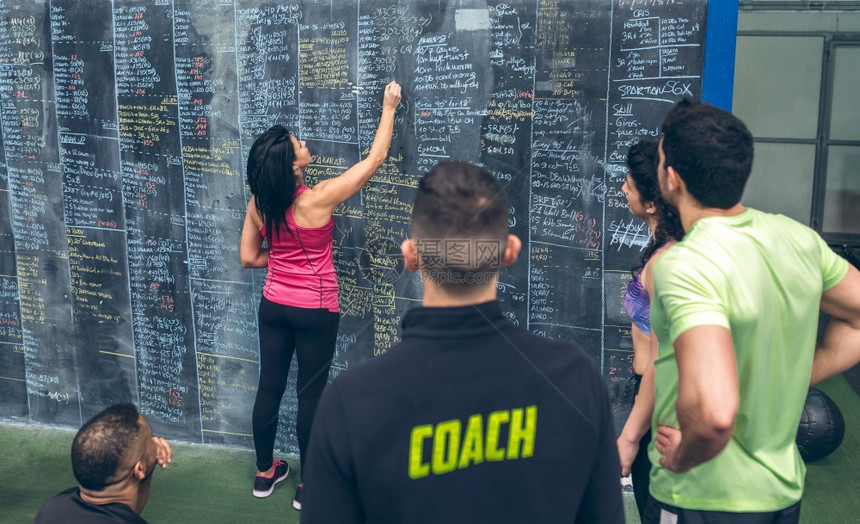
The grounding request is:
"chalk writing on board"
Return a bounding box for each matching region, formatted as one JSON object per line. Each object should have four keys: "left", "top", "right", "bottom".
{"left": 0, "top": 0, "right": 707, "bottom": 448}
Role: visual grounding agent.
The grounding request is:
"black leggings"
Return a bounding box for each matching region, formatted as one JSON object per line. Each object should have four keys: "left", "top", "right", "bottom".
{"left": 630, "top": 373, "right": 652, "bottom": 519}
{"left": 631, "top": 428, "right": 652, "bottom": 518}
{"left": 252, "top": 296, "right": 340, "bottom": 475}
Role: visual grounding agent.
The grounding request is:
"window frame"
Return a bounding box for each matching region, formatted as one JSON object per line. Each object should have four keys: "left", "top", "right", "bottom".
{"left": 735, "top": 22, "right": 860, "bottom": 245}
{"left": 815, "top": 40, "right": 860, "bottom": 244}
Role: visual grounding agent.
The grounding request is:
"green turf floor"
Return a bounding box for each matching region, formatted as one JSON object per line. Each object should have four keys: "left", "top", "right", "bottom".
{"left": 796, "top": 376, "right": 860, "bottom": 524}
{"left": 1, "top": 375, "right": 858, "bottom": 523}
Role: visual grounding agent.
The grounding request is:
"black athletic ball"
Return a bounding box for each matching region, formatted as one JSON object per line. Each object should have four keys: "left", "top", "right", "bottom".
{"left": 796, "top": 387, "right": 846, "bottom": 462}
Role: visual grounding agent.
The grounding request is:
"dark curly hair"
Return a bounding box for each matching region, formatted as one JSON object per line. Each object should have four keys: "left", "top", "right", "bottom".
{"left": 627, "top": 139, "right": 684, "bottom": 272}
{"left": 246, "top": 125, "right": 298, "bottom": 240}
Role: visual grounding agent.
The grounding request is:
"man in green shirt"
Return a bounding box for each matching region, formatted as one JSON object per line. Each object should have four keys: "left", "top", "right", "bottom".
{"left": 644, "top": 99, "right": 860, "bottom": 523}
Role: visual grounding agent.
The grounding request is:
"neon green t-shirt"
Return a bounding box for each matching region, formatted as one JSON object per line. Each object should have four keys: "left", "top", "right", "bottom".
{"left": 649, "top": 208, "right": 849, "bottom": 512}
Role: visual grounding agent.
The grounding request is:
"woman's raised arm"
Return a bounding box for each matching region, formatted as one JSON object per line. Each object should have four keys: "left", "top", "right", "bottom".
{"left": 299, "top": 81, "right": 401, "bottom": 216}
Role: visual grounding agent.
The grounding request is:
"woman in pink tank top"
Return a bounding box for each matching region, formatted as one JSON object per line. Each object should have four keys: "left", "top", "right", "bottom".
{"left": 240, "top": 81, "right": 402, "bottom": 507}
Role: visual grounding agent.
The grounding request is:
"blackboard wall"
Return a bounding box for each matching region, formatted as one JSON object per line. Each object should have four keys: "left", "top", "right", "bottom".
{"left": 0, "top": 0, "right": 719, "bottom": 453}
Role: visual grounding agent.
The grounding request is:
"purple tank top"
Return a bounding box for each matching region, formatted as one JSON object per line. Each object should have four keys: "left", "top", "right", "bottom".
{"left": 623, "top": 268, "right": 650, "bottom": 334}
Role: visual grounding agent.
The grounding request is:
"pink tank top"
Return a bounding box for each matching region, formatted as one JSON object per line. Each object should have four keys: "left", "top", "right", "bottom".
{"left": 261, "top": 186, "right": 339, "bottom": 312}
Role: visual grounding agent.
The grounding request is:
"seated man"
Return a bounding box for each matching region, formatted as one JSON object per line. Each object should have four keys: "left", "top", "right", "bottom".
{"left": 301, "top": 161, "right": 624, "bottom": 523}
{"left": 34, "top": 403, "right": 172, "bottom": 523}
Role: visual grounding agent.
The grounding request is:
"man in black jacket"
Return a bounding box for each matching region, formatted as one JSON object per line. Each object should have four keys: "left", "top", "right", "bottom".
{"left": 34, "top": 403, "right": 172, "bottom": 523}
{"left": 302, "top": 161, "right": 624, "bottom": 523}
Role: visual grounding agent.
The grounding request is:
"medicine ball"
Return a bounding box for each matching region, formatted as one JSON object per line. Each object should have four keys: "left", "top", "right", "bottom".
{"left": 796, "top": 387, "right": 846, "bottom": 462}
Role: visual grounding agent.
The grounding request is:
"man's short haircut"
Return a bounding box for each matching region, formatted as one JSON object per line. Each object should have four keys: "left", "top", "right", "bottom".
{"left": 412, "top": 161, "right": 509, "bottom": 292}
{"left": 661, "top": 98, "right": 754, "bottom": 209}
{"left": 71, "top": 403, "right": 142, "bottom": 490}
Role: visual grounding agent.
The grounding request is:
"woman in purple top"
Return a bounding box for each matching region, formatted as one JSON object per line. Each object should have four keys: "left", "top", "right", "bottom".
{"left": 616, "top": 139, "right": 684, "bottom": 519}
{"left": 240, "top": 81, "right": 401, "bottom": 507}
